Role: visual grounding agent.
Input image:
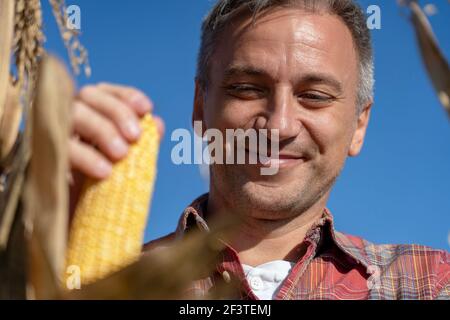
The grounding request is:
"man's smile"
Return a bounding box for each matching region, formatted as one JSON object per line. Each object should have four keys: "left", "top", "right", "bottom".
{"left": 245, "top": 149, "right": 306, "bottom": 170}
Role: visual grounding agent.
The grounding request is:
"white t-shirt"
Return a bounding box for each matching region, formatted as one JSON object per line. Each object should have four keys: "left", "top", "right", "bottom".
{"left": 242, "top": 260, "right": 295, "bottom": 300}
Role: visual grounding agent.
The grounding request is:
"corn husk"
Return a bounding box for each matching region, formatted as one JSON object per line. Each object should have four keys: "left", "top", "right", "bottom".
{"left": 24, "top": 55, "right": 74, "bottom": 299}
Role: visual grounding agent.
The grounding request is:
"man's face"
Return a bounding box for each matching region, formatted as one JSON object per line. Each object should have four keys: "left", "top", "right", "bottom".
{"left": 194, "top": 8, "right": 371, "bottom": 219}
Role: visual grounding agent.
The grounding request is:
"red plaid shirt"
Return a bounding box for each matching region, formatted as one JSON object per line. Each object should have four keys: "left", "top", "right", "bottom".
{"left": 144, "top": 193, "right": 450, "bottom": 300}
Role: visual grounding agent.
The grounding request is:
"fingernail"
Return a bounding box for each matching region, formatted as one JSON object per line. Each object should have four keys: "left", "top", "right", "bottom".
{"left": 110, "top": 137, "right": 129, "bottom": 157}
{"left": 97, "top": 160, "right": 112, "bottom": 177}
{"left": 125, "top": 120, "right": 141, "bottom": 139}
{"left": 130, "top": 94, "right": 151, "bottom": 113}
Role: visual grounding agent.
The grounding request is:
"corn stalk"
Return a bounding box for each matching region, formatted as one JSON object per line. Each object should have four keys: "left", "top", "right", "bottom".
{"left": 0, "top": 1, "right": 236, "bottom": 300}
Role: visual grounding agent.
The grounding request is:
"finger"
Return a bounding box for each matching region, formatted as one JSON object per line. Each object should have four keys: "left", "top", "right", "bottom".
{"left": 97, "top": 82, "right": 153, "bottom": 116}
{"left": 153, "top": 115, "right": 165, "bottom": 142}
{"left": 72, "top": 101, "right": 129, "bottom": 161}
{"left": 69, "top": 138, "right": 113, "bottom": 180}
{"left": 78, "top": 85, "right": 142, "bottom": 141}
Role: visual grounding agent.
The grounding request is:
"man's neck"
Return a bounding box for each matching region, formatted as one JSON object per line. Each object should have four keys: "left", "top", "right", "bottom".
{"left": 206, "top": 188, "right": 329, "bottom": 267}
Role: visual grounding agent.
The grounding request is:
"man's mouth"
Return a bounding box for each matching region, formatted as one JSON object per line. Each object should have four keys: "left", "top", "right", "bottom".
{"left": 245, "top": 149, "right": 305, "bottom": 169}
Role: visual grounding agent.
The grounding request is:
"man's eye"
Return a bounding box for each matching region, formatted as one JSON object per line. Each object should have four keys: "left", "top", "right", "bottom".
{"left": 298, "top": 92, "right": 334, "bottom": 106}
{"left": 225, "top": 84, "right": 265, "bottom": 99}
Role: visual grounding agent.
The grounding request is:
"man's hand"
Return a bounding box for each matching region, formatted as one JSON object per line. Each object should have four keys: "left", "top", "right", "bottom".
{"left": 69, "top": 83, "right": 165, "bottom": 216}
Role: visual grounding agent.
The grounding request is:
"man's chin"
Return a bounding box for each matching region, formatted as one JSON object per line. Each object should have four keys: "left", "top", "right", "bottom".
{"left": 239, "top": 181, "right": 309, "bottom": 215}
{"left": 212, "top": 165, "right": 325, "bottom": 216}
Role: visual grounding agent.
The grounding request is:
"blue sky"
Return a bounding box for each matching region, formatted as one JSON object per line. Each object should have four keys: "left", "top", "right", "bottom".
{"left": 40, "top": 0, "right": 450, "bottom": 250}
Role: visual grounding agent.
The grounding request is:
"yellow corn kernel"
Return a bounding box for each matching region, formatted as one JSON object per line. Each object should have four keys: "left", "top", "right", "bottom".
{"left": 65, "top": 114, "right": 159, "bottom": 286}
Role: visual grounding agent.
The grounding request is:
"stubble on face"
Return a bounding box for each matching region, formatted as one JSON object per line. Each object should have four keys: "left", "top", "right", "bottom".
{"left": 210, "top": 151, "right": 343, "bottom": 220}
{"left": 205, "top": 8, "right": 359, "bottom": 221}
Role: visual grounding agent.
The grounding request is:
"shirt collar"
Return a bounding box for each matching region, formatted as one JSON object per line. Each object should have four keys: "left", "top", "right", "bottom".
{"left": 175, "top": 193, "right": 371, "bottom": 272}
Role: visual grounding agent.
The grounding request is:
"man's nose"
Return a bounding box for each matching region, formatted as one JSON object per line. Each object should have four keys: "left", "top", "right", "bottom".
{"left": 255, "top": 87, "right": 302, "bottom": 141}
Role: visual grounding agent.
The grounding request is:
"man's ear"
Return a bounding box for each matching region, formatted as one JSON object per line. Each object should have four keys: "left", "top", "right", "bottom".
{"left": 348, "top": 102, "right": 373, "bottom": 157}
{"left": 192, "top": 80, "right": 207, "bottom": 136}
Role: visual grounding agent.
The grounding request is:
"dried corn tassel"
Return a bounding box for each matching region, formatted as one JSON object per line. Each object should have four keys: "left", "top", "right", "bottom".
{"left": 65, "top": 115, "right": 159, "bottom": 286}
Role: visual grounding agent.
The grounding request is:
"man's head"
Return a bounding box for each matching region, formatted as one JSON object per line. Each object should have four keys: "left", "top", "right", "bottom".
{"left": 193, "top": 0, "right": 374, "bottom": 219}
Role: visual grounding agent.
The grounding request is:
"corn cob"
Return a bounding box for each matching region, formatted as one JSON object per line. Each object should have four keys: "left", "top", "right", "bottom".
{"left": 65, "top": 114, "right": 159, "bottom": 286}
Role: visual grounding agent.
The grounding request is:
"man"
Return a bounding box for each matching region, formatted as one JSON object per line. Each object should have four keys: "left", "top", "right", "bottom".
{"left": 70, "top": 0, "right": 449, "bottom": 299}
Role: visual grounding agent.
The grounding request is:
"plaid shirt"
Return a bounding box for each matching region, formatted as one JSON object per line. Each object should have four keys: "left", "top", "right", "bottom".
{"left": 144, "top": 193, "right": 450, "bottom": 300}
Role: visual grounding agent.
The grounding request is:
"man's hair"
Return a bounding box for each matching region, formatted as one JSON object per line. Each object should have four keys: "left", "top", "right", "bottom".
{"left": 196, "top": 0, "right": 374, "bottom": 113}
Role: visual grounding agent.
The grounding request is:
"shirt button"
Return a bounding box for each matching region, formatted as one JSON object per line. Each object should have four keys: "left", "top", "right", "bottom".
{"left": 249, "top": 276, "right": 264, "bottom": 291}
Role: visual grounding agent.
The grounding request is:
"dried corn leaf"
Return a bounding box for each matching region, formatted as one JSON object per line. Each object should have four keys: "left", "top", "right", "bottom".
{"left": 0, "top": 201, "right": 27, "bottom": 299}
{"left": 64, "top": 219, "right": 239, "bottom": 300}
{"left": 24, "top": 55, "right": 74, "bottom": 295}
{"left": 409, "top": 1, "right": 450, "bottom": 116}
{"left": 0, "top": 81, "right": 22, "bottom": 159}
{"left": 27, "top": 229, "right": 61, "bottom": 299}
{"left": 0, "top": 145, "right": 27, "bottom": 249}
{"left": 0, "top": 0, "right": 14, "bottom": 125}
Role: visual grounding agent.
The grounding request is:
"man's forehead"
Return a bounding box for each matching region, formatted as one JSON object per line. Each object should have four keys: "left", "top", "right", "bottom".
{"left": 212, "top": 8, "right": 357, "bottom": 83}
{"left": 224, "top": 8, "right": 353, "bottom": 48}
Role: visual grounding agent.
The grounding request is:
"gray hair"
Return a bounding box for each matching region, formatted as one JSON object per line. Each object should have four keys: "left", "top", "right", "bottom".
{"left": 196, "top": 0, "right": 374, "bottom": 113}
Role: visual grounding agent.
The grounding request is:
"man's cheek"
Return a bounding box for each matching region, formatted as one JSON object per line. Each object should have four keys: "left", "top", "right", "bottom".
{"left": 313, "top": 137, "right": 347, "bottom": 172}
{"left": 205, "top": 104, "right": 234, "bottom": 129}
{"left": 325, "top": 141, "right": 349, "bottom": 175}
